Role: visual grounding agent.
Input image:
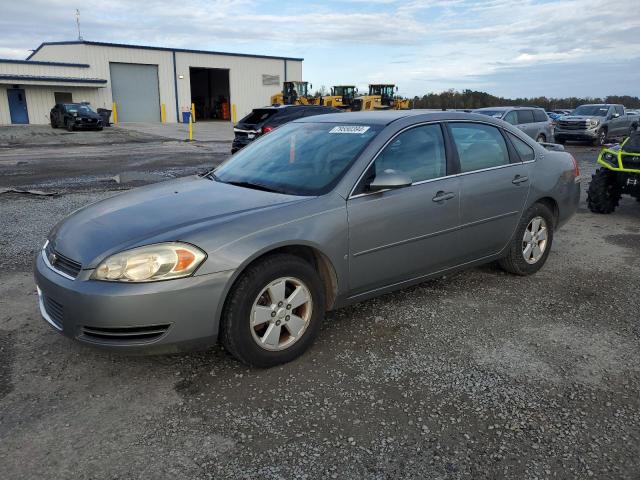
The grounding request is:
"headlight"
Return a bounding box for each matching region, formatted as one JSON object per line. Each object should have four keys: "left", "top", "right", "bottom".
{"left": 589, "top": 119, "right": 600, "bottom": 127}
{"left": 92, "top": 242, "right": 206, "bottom": 282}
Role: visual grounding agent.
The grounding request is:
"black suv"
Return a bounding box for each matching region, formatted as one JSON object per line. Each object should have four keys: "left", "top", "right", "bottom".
{"left": 232, "top": 105, "right": 341, "bottom": 153}
{"left": 50, "top": 103, "right": 103, "bottom": 131}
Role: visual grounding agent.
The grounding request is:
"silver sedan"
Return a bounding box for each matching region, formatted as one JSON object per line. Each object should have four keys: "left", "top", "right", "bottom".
{"left": 34, "top": 111, "right": 581, "bottom": 367}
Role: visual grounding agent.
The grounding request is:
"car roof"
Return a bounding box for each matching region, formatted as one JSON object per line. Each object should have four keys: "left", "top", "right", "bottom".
{"left": 258, "top": 104, "right": 339, "bottom": 111}
{"left": 293, "top": 110, "right": 507, "bottom": 126}
{"left": 474, "top": 106, "right": 542, "bottom": 112}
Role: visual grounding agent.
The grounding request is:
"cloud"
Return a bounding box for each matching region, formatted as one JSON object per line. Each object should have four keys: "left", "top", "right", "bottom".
{"left": 0, "top": 0, "right": 638, "bottom": 97}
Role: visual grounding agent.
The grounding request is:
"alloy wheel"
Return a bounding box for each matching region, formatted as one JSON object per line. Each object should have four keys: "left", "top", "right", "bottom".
{"left": 250, "top": 277, "right": 313, "bottom": 351}
{"left": 522, "top": 216, "right": 548, "bottom": 264}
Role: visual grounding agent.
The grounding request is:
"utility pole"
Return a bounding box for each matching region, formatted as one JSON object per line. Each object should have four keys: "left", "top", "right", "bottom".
{"left": 75, "top": 9, "right": 83, "bottom": 41}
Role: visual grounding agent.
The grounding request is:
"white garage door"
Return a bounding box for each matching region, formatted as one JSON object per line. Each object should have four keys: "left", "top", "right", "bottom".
{"left": 109, "top": 63, "right": 160, "bottom": 122}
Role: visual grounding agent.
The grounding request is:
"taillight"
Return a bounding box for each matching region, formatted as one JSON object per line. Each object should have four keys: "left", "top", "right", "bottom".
{"left": 262, "top": 126, "right": 273, "bottom": 134}
{"left": 569, "top": 154, "right": 580, "bottom": 180}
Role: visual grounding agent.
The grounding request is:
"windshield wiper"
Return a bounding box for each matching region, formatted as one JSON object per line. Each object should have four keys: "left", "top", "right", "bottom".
{"left": 225, "top": 180, "right": 285, "bottom": 194}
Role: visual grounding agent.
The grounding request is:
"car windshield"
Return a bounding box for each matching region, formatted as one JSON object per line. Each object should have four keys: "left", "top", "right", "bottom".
{"left": 213, "top": 122, "right": 381, "bottom": 196}
{"left": 65, "top": 104, "right": 94, "bottom": 114}
{"left": 572, "top": 105, "right": 610, "bottom": 116}
{"left": 475, "top": 110, "right": 504, "bottom": 118}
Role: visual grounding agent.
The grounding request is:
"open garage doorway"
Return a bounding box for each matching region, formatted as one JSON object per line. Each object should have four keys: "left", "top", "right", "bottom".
{"left": 189, "top": 67, "right": 231, "bottom": 121}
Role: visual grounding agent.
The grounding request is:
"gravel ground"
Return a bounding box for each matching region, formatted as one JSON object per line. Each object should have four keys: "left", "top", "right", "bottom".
{"left": 1, "top": 144, "right": 639, "bottom": 479}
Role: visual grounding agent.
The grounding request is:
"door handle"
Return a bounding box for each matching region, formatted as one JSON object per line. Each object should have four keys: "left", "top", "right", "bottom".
{"left": 432, "top": 191, "right": 455, "bottom": 202}
{"left": 512, "top": 175, "right": 529, "bottom": 185}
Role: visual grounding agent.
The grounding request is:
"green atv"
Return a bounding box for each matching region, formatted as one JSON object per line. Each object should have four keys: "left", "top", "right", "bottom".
{"left": 587, "top": 130, "right": 640, "bottom": 213}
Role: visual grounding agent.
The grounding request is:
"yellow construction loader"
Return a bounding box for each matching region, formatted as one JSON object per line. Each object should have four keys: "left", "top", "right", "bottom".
{"left": 270, "top": 81, "right": 319, "bottom": 105}
{"left": 351, "top": 84, "right": 410, "bottom": 111}
{"left": 321, "top": 85, "right": 358, "bottom": 110}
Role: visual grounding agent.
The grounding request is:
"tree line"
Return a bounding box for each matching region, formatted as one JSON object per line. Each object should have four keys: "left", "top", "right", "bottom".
{"left": 409, "top": 89, "right": 640, "bottom": 110}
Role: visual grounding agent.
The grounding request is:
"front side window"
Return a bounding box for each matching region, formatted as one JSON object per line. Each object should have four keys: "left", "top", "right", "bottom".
{"left": 614, "top": 105, "right": 624, "bottom": 116}
{"left": 214, "top": 122, "right": 380, "bottom": 196}
{"left": 503, "top": 111, "right": 517, "bottom": 124}
{"left": 508, "top": 133, "right": 535, "bottom": 161}
{"left": 374, "top": 124, "right": 446, "bottom": 184}
{"left": 516, "top": 110, "right": 535, "bottom": 124}
{"left": 533, "top": 109, "right": 548, "bottom": 122}
{"left": 450, "top": 123, "right": 510, "bottom": 173}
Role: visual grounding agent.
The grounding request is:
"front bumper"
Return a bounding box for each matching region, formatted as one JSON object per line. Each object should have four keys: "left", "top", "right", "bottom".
{"left": 554, "top": 128, "right": 598, "bottom": 140}
{"left": 34, "top": 252, "right": 234, "bottom": 354}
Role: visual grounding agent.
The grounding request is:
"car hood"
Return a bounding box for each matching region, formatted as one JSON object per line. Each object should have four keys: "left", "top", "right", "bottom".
{"left": 75, "top": 111, "right": 101, "bottom": 120}
{"left": 48, "top": 176, "right": 304, "bottom": 268}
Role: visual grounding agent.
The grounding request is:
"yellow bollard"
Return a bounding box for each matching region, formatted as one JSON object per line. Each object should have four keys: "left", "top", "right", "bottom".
{"left": 231, "top": 104, "right": 237, "bottom": 124}
{"left": 188, "top": 113, "right": 193, "bottom": 141}
{"left": 112, "top": 102, "right": 118, "bottom": 124}
{"left": 191, "top": 103, "right": 196, "bottom": 123}
{"left": 161, "top": 103, "right": 166, "bottom": 123}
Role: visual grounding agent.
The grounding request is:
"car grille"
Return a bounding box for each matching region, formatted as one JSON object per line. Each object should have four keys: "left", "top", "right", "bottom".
{"left": 45, "top": 243, "right": 82, "bottom": 279}
{"left": 42, "top": 294, "right": 64, "bottom": 329}
{"left": 80, "top": 324, "right": 171, "bottom": 344}
{"left": 558, "top": 120, "right": 590, "bottom": 130}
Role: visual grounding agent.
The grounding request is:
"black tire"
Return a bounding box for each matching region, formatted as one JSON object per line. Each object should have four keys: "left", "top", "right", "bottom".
{"left": 50, "top": 117, "right": 56, "bottom": 128}
{"left": 220, "top": 254, "right": 325, "bottom": 367}
{"left": 536, "top": 134, "right": 546, "bottom": 143}
{"left": 587, "top": 168, "right": 621, "bottom": 214}
{"left": 556, "top": 137, "right": 566, "bottom": 145}
{"left": 96, "top": 126, "right": 103, "bottom": 131}
{"left": 498, "top": 203, "right": 554, "bottom": 276}
{"left": 594, "top": 128, "right": 607, "bottom": 146}
{"left": 66, "top": 120, "right": 74, "bottom": 132}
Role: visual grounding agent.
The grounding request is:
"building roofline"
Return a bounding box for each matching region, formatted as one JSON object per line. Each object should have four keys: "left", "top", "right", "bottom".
{"left": 0, "top": 58, "right": 90, "bottom": 68}
{"left": 26, "top": 40, "right": 304, "bottom": 62}
{"left": 0, "top": 74, "right": 107, "bottom": 84}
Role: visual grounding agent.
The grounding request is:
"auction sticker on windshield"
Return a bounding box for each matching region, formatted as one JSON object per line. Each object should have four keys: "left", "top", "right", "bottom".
{"left": 329, "top": 126, "right": 370, "bottom": 134}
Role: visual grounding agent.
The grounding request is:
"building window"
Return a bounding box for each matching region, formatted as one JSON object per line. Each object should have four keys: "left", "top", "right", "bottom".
{"left": 54, "top": 92, "right": 73, "bottom": 104}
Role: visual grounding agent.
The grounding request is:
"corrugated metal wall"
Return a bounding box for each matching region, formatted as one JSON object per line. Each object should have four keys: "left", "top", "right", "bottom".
{"left": 2, "top": 43, "right": 303, "bottom": 125}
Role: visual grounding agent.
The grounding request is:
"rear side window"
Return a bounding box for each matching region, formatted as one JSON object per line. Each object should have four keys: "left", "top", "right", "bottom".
{"left": 508, "top": 133, "right": 535, "bottom": 161}
{"left": 516, "top": 110, "right": 535, "bottom": 124}
{"left": 614, "top": 105, "right": 624, "bottom": 116}
{"left": 450, "top": 123, "right": 510, "bottom": 173}
{"left": 533, "top": 109, "right": 548, "bottom": 122}
{"left": 240, "top": 109, "right": 277, "bottom": 125}
{"left": 375, "top": 124, "right": 446, "bottom": 183}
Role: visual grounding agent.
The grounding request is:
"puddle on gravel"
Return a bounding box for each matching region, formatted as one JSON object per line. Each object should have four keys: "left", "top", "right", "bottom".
{"left": 605, "top": 233, "right": 640, "bottom": 253}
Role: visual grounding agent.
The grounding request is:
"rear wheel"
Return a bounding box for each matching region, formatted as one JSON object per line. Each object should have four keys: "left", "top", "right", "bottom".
{"left": 587, "top": 168, "right": 621, "bottom": 214}
{"left": 220, "top": 254, "right": 325, "bottom": 367}
{"left": 499, "top": 203, "right": 554, "bottom": 276}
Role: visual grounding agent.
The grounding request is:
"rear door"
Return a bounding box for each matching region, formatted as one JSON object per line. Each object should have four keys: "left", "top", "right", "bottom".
{"left": 347, "top": 123, "right": 461, "bottom": 294}
{"left": 448, "top": 122, "right": 531, "bottom": 262}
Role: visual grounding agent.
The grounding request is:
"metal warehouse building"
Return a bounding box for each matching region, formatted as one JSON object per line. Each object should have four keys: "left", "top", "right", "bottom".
{"left": 0, "top": 40, "right": 303, "bottom": 125}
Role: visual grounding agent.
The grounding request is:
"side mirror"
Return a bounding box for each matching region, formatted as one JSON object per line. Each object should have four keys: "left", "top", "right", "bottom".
{"left": 395, "top": 86, "right": 399, "bottom": 92}
{"left": 612, "top": 112, "right": 620, "bottom": 118}
{"left": 368, "top": 171, "right": 412, "bottom": 191}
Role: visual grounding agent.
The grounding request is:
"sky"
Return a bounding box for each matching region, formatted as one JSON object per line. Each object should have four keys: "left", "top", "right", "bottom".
{"left": 1, "top": 0, "right": 639, "bottom": 99}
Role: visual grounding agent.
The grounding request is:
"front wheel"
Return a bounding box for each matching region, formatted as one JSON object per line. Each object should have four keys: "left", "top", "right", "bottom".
{"left": 594, "top": 128, "right": 607, "bottom": 146}
{"left": 498, "top": 203, "right": 554, "bottom": 276}
{"left": 587, "top": 168, "right": 621, "bottom": 214}
{"left": 66, "top": 120, "right": 75, "bottom": 132}
{"left": 220, "top": 254, "right": 325, "bottom": 367}
{"left": 536, "top": 134, "right": 546, "bottom": 143}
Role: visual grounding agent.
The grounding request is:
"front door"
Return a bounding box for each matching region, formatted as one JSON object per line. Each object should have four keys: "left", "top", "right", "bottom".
{"left": 7, "top": 89, "right": 29, "bottom": 124}
{"left": 347, "top": 123, "right": 461, "bottom": 294}
{"left": 448, "top": 122, "right": 531, "bottom": 261}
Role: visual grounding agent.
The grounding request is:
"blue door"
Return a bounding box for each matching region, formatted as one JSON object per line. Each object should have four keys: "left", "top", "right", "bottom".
{"left": 7, "top": 89, "right": 29, "bottom": 124}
